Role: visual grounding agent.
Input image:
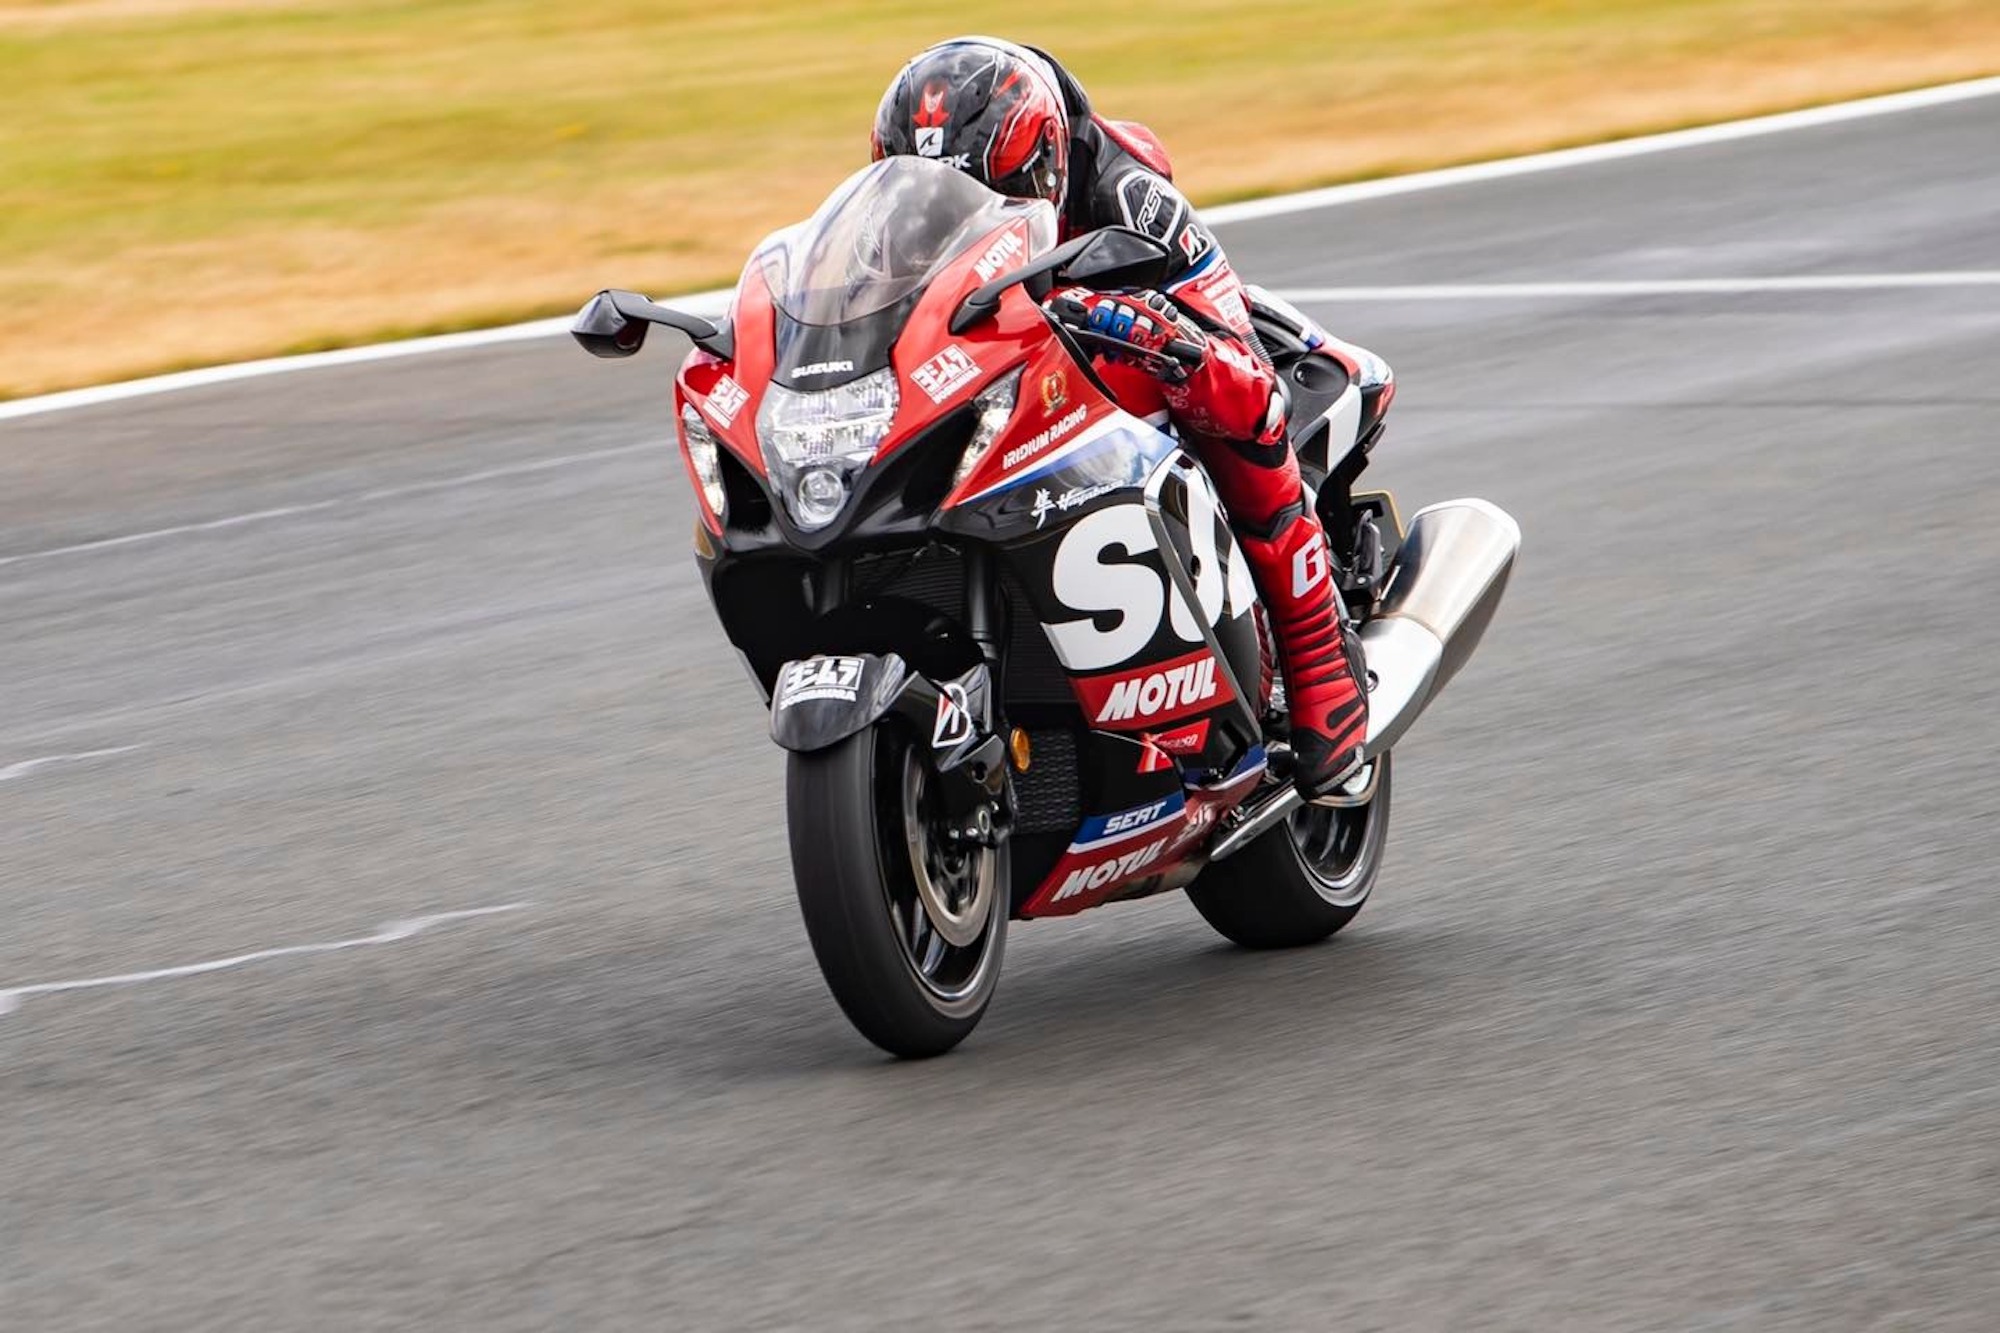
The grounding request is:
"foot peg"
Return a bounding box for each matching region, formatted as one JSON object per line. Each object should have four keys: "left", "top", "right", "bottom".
{"left": 1266, "top": 744, "right": 1372, "bottom": 808}
{"left": 1309, "top": 759, "right": 1379, "bottom": 809}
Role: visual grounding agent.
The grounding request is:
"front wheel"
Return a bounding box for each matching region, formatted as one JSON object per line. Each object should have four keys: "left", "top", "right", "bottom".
{"left": 1186, "top": 754, "right": 1392, "bottom": 948}
{"left": 787, "top": 721, "right": 1008, "bottom": 1058}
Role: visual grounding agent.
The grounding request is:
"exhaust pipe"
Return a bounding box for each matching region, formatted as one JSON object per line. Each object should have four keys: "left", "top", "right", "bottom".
{"left": 1210, "top": 498, "right": 1520, "bottom": 861}
{"left": 1355, "top": 497, "right": 1521, "bottom": 759}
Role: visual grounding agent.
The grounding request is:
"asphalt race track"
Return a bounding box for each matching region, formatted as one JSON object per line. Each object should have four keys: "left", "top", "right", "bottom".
{"left": 5, "top": 94, "right": 2000, "bottom": 1330}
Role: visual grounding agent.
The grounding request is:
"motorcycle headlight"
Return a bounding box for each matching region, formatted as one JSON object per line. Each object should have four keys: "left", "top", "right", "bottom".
{"left": 950, "top": 369, "right": 1024, "bottom": 490}
{"left": 756, "top": 367, "right": 899, "bottom": 531}
{"left": 679, "top": 404, "right": 728, "bottom": 522}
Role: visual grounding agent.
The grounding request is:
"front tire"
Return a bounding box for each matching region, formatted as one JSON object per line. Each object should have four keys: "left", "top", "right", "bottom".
{"left": 787, "top": 722, "right": 1007, "bottom": 1058}
{"left": 1186, "top": 754, "right": 1392, "bottom": 948}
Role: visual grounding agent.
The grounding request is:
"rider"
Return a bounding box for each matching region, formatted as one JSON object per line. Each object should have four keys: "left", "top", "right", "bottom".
{"left": 871, "top": 36, "right": 1370, "bottom": 799}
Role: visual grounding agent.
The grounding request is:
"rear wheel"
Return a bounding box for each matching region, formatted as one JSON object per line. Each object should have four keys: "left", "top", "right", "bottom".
{"left": 787, "top": 721, "right": 1007, "bottom": 1058}
{"left": 1186, "top": 754, "right": 1391, "bottom": 948}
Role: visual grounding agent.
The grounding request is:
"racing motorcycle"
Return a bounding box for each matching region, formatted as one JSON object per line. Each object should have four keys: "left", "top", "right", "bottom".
{"left": 574, "top": 155, "right": 1519, "bottom": 1058}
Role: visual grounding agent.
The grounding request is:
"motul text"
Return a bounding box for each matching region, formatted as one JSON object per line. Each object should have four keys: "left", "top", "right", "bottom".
{"left": 1074, "top": 650, "right": 1231, "bottom": 729}
{"left": 1052, "top": 837, "right": 1168, "bottom": 902}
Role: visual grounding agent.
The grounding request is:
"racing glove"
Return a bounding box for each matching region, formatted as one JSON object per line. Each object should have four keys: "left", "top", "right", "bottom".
{"left": 1045, "top": 287, "right": 1208, "bottom": 383}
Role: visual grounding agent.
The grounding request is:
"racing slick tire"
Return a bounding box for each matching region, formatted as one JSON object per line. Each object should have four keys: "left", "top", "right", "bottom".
{"left": 787, "top": 721, "right": 1007, "bottom": 1058}
{"left": 1187, "top": 754, "right": 1391, "bottom": 949}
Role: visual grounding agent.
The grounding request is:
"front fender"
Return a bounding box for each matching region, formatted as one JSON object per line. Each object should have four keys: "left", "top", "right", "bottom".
{"left": 768, "top": 652, "right": 909, "bottom": 753}
{"left": 769, "top": 654, "right": 1007, "bottom": 803}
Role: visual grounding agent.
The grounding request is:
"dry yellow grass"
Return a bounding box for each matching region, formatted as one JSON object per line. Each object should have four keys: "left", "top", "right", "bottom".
{"left": 3, "top": 1, "right": 1998, "bottom": 399}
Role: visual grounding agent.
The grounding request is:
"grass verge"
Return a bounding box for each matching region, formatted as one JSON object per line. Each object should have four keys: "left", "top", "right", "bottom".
{"left": 4, "top": 0, "right": 1998, "bottom": 399}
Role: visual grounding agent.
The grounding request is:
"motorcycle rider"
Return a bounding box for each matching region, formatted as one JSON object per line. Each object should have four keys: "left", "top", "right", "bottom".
{"left": 872, "top": 36, "right": 1370, "bottom": 798}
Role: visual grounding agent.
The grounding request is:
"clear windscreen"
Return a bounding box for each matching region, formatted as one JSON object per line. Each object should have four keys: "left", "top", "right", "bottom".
{"left": 759, "top": 157, "right": 1057, "bottom": 326}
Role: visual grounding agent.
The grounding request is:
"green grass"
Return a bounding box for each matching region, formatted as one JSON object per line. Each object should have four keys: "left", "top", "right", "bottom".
{"left": 3, "top": 0, "right": 1997, "bottom": 397}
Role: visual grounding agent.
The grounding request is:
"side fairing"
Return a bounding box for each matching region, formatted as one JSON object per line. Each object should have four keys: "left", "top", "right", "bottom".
{"left": 677, "top": 259, "right": 781, "bottom": 492}
{"left": 939, "top": 398, "right": 1271, "bottom": 916}
{"left": 674, "top": 204, "right": 1278, "bottom": 917}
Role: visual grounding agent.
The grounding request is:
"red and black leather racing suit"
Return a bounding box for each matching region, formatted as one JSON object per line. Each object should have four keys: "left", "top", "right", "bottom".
{"left": 1039, "top": 62, "right": 1369, "bottom": 793}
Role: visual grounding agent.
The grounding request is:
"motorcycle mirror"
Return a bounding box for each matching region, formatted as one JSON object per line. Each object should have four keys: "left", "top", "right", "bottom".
{"left": 572, "top": 291, "right": 645, "bottom": 358}
{"left": 571, "top": 289, "right": 734, "bottom": 361}
{"left": 1061, "top": 227, "right": 1174, "bottom": 288}
{"left": 949, "top": 227, "right": 1174, "bottom": 335}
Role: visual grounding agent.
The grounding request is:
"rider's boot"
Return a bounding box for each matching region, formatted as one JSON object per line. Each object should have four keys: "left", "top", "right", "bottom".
{"left": 1142, "top": 310, "right": 1371, "bottom": 799}
{"left": 1178, "top": 374, "right": 1369, "bottom": 800}
{"left": 1231, "top": 496, "right": 1369, "bottom": 798}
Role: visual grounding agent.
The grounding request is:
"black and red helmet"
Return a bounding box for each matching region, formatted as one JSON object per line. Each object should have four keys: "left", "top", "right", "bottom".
{"left": 871, "top": 37, "right": 1072, "bottom": 206}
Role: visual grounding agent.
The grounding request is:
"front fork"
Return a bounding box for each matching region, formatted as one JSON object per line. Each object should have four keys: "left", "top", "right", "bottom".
{"left": 963, "top": 546, "right": 1004, "bottom": 675}
{"left": 960, "top": 544, "right": 1014, "bottom": 848}
{"left": 809, "top": 557, "right": 850, "bottom": 616}
{"left": 781, "top": 545, "right": 1015, "bottom": 852}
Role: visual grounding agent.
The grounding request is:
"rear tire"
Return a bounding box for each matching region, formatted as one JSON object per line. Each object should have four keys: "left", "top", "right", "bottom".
{"left": 1186, "top": 754, "right": 1392, "bottom": 949}
{"left": 787, "top": 722, "right": 1007, "bottom": 1058}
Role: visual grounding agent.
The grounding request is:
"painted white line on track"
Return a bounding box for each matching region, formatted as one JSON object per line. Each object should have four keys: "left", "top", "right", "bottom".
{"left": 1201, "top": 75, "right": 2000, "bottom": 225}
{"left": 0, "top": 903, "right": 530, "bottom": 1018}
{"left": 2, "top": 268, "right": 1989, "bottom": 571}
{"left": 0, "top": 318, "right": 554, "bottom": 425}
{"left": 1279, "top": 273, "right": 2000, "bottom": 301}
{"left": 0, "top": 745, "right": 144, "bottom": 783}
{"left": 0, "top": 292, "right": 730, "bottom": 424}
{"left": 0, "top": 75, "right": 1995, "bottom": 424}
{"left": 0, "top": 441, "right": 653, "bottom": 570}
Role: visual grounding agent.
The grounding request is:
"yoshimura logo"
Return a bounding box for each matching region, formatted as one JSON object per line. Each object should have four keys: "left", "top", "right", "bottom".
{"left": 775, "top": 656, "right": 865, "bottom": 709}
{"left": 912, "top": 346, "right": 979, "bottom": 403}
{"left": 1053, "top": 837, "right": 1168, "bottom": 902}
{"left": 1095, "top": 656, "right": 1221, "bottom": 724}
{"left": 706, "top": 376, "right": 749, "bottom": 427}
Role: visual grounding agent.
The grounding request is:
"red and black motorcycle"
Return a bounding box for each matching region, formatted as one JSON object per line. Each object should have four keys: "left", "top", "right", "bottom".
{"left": 575, "top": 156, "right": 1519, "bottom": 1057}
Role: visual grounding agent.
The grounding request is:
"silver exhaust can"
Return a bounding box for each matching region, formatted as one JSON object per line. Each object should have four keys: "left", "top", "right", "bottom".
{"left": 1209, "top": 497, "right": 1519, "bottom": 862}
{"left": 1359, "top": 498, "right": 1521, "bottom": 759}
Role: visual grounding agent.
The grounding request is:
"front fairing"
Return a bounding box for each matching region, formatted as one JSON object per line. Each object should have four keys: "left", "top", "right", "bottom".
{"left": 676, "top": 223, "right": 1061, "bottom": 552}
{"left": 665, "top": 157, "right": 1282, "bottom": 917}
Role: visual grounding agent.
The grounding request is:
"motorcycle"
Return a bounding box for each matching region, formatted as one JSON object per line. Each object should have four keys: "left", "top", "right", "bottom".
{"left": 573, "top": 155, "right": 1519, "bottom": 1057}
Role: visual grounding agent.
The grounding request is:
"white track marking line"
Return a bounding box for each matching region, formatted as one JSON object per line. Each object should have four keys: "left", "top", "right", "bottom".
{"left": 1203, "top": 76, "right": 2000, "bottom": 225}
{"left": 0, "top": 292, "right": 730, "bottom": 423}
{"left": 1275, "top": 273, "right": 2000, "bottom": 301}
{"left": 1, "top": 75, "right": 1996, "bottom": 423}
{"left": 0, "top": 441, "right": 653, "bottom": 570}
{"left": 0, "top": 745, "right": 144, "bottom": 782}
{"left": 0, "top": 903, "right": 530, "bottom": 1018}
{"left": 3, "top": 270, "right": 1987, "bottom": 572}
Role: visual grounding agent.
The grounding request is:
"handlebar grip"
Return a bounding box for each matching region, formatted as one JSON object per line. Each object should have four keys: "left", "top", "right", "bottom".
{"left": 1047, "top": 296, "right": 1203, "bottom": 357}
{"left": 1046, "top": 293, "right": 1092, "bottom": 328}
{"left": 1053, "top": 322, "right": 1205, "bottom": 383}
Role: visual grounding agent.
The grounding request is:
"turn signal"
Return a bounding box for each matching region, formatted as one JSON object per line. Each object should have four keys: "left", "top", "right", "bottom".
{"left": 1009, "top": 727, "right": 1032, "bottom": 772}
